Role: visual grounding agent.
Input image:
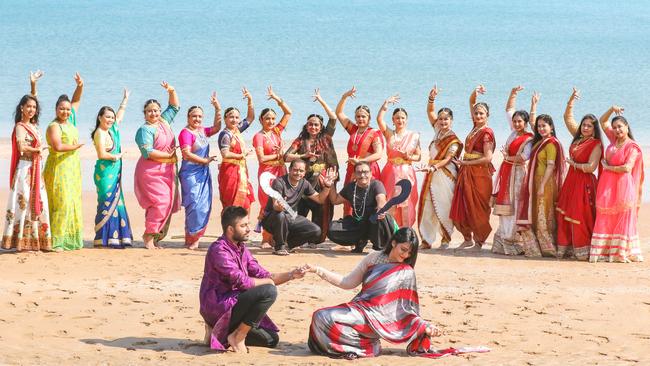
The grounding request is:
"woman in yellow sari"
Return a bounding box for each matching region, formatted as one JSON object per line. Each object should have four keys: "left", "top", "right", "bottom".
{"left": 43, "top": 73, "right": 85, "bottom": 251}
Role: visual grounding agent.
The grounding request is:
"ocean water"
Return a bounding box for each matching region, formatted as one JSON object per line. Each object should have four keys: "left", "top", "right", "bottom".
{"left": 1, "top": 0, "right": 648, "bottom": 147}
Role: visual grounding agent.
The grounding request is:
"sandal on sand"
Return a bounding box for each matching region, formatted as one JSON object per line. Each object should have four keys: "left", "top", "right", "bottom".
{"left": 455, "top": 240, "right": 474, "bottom": 250}
{"left": 419, "top": 241, "right": 432, "bottom": 250}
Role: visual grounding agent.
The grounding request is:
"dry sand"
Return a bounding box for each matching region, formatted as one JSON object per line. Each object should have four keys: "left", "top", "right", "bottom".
{"left": 1, "top": 141, "right": 650, "bottom": 365}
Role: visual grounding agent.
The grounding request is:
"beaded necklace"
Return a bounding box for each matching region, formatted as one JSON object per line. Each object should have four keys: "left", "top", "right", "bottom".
{"left": 352, "top": 183, "right": 370, "bottom": 221}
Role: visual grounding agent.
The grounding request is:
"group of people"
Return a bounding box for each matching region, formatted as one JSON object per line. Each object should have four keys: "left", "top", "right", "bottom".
{"left": 2, "top": 72, "right": 644, "bottom": 264}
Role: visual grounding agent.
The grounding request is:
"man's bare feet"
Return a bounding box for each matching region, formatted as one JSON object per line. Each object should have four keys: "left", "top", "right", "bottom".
{"left": 204, "top": 323, "right": 213, "bottom": 345}
{"left": 227, "top": 331, "right": 248, "bottom": 353}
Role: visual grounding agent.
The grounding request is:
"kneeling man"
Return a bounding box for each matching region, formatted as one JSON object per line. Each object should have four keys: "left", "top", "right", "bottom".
{"left": 199, "top": 206, "right": 305, "bottom": 353}
{"left": 262, "top": 159, "right": 336, "bottom": 255}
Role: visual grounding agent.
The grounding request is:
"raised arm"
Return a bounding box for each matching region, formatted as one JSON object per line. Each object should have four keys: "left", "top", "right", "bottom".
{"left": 115, "top": 88, "right": 129, "bottom": 125}
{"left": 313, "top": 88, "right": 336, "bottom": 120}
{"left": 529, "top": 92, "right": 540, "bottom": 131}
{"left": 210, "top": 91, "right": 222, "bottom": 133}
{"left": 563, "top": 87, "right": 580, "bottom": 136}
{"left": 267, "top": 86, "right": 292, "bottom": 129}
{"left": 71, "top": 72, "right": 84, "bottom": 112}
{"left": 242, "top": 87, "right": 255, "bottom": 122}
{"left": 426, "top": 85, "right": 438, "bottom": 127}
{"left": 161, "top": 81, "right": 179, "bottom": 108}
{"left": 469, "top": 84, "right": 486, "bottom": 119}
{"left": 506, "top": 85, "right": 523, "bottom": 113}
{"left": 336, "top": 86, "right": 356, "bottom": 130}
{"left": 377, "top": 94, "right": 399, "bottom": 139}
{"left": 29, "top": 70, "right": 43, "bottom": 97}
{"left": 599, "top": 105, "right": 624, "bottom": 135}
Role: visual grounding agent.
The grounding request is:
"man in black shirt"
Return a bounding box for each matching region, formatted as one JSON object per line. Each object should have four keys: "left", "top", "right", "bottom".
{"left": 327, "top": 161, "right": 397, "bottom": 252}
{"left": 262, "top": 159, "right": 336, "bottom": 255}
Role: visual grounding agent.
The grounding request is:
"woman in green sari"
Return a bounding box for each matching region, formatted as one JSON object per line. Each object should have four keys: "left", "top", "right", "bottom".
{"left": 43, "top": 73, "right": 85, "bottom": 251}
{"left": 91, "top": 88, "right": 133, "bottom": 248}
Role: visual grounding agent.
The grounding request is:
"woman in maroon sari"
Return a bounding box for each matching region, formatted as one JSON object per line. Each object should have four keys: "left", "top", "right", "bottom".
{"left": 556, "top": 88, "right": 603, "bottom": 260}
{"left": 303, "top": 228, "right": 441, "bottom": 359}
{"left": 336, "top": 87, "right": 384, "bottom": 215}
{"left": 450, "top": 85, "right": 496, "bottom": 250}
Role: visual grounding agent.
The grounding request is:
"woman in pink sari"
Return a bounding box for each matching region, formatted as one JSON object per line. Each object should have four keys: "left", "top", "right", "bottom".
{"left": 253, "top": 86, "right": 291, "bottom": 245}
{"left": 590, "top": 106, "right": 644, "bottom": 263}
{"left": 376, "top": 94, "right": 420, "bottom": 227}
{"left": 134, "top": 81, "right": 180, "bottom": 249}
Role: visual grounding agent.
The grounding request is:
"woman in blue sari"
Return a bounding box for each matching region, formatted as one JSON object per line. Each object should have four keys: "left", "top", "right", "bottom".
{"left": 91, "top": 88, "right": 133, "bottom": 248}
{"left": 178, "top": 92, "right": 222, "bottom": 249}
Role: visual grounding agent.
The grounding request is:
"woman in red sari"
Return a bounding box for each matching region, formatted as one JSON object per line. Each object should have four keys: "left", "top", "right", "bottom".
{"left": 590, "top": 107, "right": 644, "bottom": 263}
{"left": 450, "top": 85, "right": 496, "bottom": 251}
{"left": 217, "top": 87, "right": 255, "bottom": 213}
{"left": 336, "top": 87, "right": 384, "bottom": 215}
{"left": 516, "top": 96, "right": 565, "bottom": 257}
{"left": 491, "top": 86, "right": 534, "bottom": 255}
{"left": 556, "top": 88, "right": 603, "bottom": 260}
{"left": 376, "top": 94, "right": 421, "bottom": 227}
{"left": 252, "top": 86, "right": 291, "bottom": 246}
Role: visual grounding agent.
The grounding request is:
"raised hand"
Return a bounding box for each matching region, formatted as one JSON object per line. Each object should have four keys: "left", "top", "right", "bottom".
{"left": 123, "top": 87, "right": 130, "bottom": 101}
{"left": 342, "top": 86, "right": 357, "bottom": 99}
{"left": 384, "top": 94, "right": 400, "bottom": 106}
{"left": 570, "top": 87, "right": 580, "bottom": 101}
{"left": 30, "top": 70, "right": 44, "bottom": 83}
{"left": 531, "top": 91, "right": 541, "bottom": 105}
{"left": 242, "top": 86, "right": 252, "bottom": 101}
{"left": 312, "top": 88, "right": 323, "bottom": 102}
{"left": 429, "top": 84, "right": 439, "bottom": 100}
{"left": 266, "top": 85, "right": 279, "bottom": 101}
{"left": 74, "top": 72, "right": 84, "bottom": 87}
{"left": 210, "top": 91, "right": 221, "bottom": 109}
{"left": 511, "top": 85, "right": 524, "bottom": 94}
{"left": 612, "top": 105, "right": 624, "bottom": 115}
{"left": 161, "top": 80, "right": 174, "bottom": 92}
{"left": 475, "top": 84, "right": 486, "bottom": 95}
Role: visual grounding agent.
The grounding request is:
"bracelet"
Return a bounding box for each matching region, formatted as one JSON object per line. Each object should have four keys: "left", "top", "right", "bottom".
{"left": 119, "top": 103, "right": 127, "bottom": 108}
{"left": 288, "top": 271, "right": 295, "bottom": 280}
{"left": 278, "top": 98, "right": 284, "bottom": 104}
{"left": 428, "top": 97, "right": 435, "bottom": 103}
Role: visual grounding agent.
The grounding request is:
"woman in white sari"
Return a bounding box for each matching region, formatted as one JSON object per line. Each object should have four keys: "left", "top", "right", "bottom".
{"left": 418, "top": 86, "right": 462, "bottom": 249}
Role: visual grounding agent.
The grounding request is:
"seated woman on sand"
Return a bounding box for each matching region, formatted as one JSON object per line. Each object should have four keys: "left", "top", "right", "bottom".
{"left": 302, "top": 227, "right": 442, "bottom": 359}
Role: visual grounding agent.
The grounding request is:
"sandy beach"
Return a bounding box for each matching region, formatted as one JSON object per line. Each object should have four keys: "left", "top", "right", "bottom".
{"left": 1, "top": 142, "right": 650, "bottom": 365}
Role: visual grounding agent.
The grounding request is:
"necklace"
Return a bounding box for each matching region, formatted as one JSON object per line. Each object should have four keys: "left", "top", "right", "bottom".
{"left": 352, "top": 183, "right": 370, "bottom": 221}
{"left": 615, "top": 138, "right": 628, "bottom": 149}
{"left": 351, "top": 127, "right": 370, "bottom": 152}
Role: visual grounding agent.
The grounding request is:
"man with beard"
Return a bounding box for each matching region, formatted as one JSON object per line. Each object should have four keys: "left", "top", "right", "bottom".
{"left": 261, "top": 159, "right": 337, "bottom": 255}
{"left": 199, "top": 206, "right": 305, "bottom": 353}
{"left": 327, "top": 161, "right": 397, "bottom": 252}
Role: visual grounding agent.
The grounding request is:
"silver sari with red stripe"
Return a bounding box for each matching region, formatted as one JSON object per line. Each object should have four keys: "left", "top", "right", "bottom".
{"left": 308, "top": 262, "right": 430, "bottom": 358}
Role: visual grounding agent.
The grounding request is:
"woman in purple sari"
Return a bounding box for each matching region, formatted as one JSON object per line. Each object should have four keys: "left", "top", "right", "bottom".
{"left": 178, "top": 92, "right": 221, "bottom": 249}
{"left": 302, "top": 228, "right": 441, "bottom": 359}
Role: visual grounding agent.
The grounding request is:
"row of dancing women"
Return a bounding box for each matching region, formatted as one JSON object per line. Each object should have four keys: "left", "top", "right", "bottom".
{"left": 2, "top": 72, "right": 643, "bottom": 263}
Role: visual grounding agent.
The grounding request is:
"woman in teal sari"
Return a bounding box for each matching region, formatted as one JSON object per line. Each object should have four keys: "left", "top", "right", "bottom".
{"left": 91, "top": 88, "right": 133, "bottom": 248}
{"left": 44, "top": 73, "right": 85, "bottom": 251}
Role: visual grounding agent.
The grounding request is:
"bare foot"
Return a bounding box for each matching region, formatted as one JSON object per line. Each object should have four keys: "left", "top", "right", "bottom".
{"left": 187, "top": 242, "right": 200, "bottom": 250}
{"left": 426, "top": 325, "right": 443, "bottom": 337}
{"left": 227, "top": 332, "right": 248, "bottom": 353}
{"left": 419, "top": 241, "right": 432, "bottom": 250}
{"left": 203, "top": 323, "right": 213, "bottom": 345}
{"left": 143, "top": 235, "right": 158, "bottom": 250}
{"left": 455, "top": 240, "right": 474, "bottom": 250}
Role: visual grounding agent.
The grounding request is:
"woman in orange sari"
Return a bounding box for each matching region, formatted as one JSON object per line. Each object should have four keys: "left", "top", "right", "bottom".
{"left": 377, "top": 94, "right": 421, "bottom": 227}
{"left": 491, "top": 86, "right": 534, "bottom": 255}
{"left": 217, "top": 87, "right": 255, "bottom": 212}
{"left": 253, "top": 86, "right": 291, "bottom": 245}
{"left": 336, "top": 87, "right": 384, "bottom": 215}
{"left": 590, "top": 107, "right": 643, "bottom": 263}
{"left": 516, "top": 94, "right": 565, "bottom": 257}
{"left": 418, "top": 85, "right": 462, "bottom": 249}
{"left": 556, "top": 88, "right": 603, "bottom": 260}
{"left": 450, "top": 85, "right": 495, "bottom": 251}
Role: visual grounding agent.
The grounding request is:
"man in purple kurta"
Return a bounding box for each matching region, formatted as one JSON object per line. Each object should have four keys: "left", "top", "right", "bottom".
{"left": 199, "top": 205, "right": 304, "bottom": 353}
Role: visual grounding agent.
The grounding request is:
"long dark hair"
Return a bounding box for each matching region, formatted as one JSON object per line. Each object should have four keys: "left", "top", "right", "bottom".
{"left": 14, "top": 94, "right": 40, "bottom": 124}
{"left": 531, "top": 114, "right": 556, "bottom": 146}
{"left": 571, "top": 114, "right": 603, "bottom": 145}
{"left": 382, "top": 227, "right": 419, "bottom": 268}
{"left": 298, "top": 114, "right": 325, "bottom": 140}
{"left": 612, "top": 116, "right": 635, "bottom": 141}
{"left": 91, "top": 106, "right": 115, "bottom": 140}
